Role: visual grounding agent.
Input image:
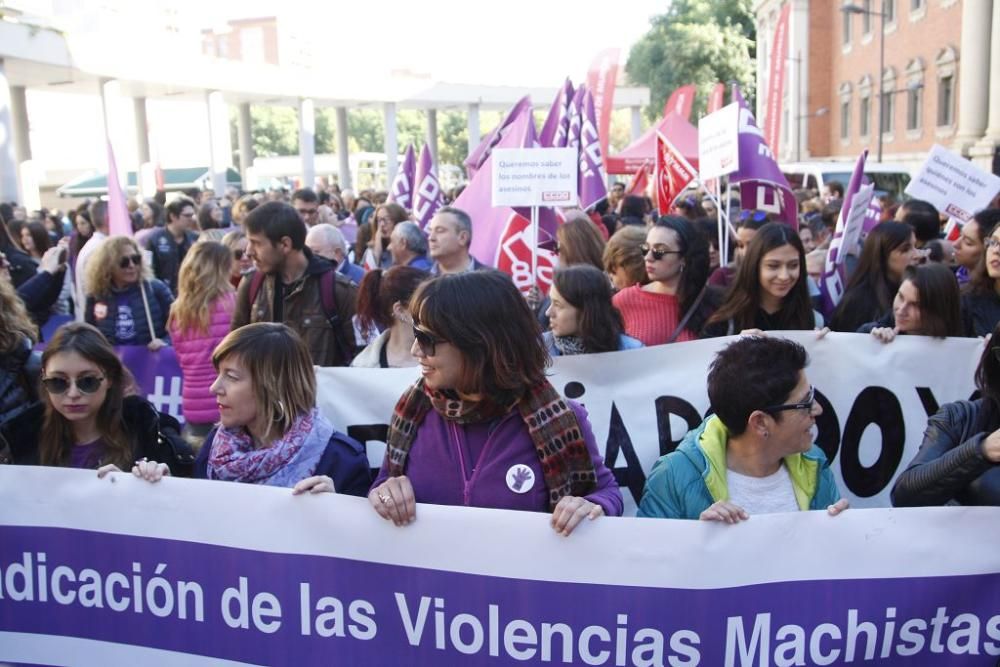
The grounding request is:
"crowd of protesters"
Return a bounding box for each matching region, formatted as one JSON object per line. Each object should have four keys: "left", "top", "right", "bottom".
{"left": 1, "top": 168, "right": 999, "bottom": 529}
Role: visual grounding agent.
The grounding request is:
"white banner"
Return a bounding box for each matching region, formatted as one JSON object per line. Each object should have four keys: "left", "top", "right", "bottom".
{"left": 904, "top": 143, "right": 1000, "bottom": 221}
{"left": 697, "top": 103, "right": 740, "bottom": 180}
{"left": 1, "top": 468, "right": 999, "bottom": 665}
{"left": 491, "top": 147, "right": 578, "bottom": 207}
{"left": 318, "top": 332, "right": 982, "bottom": 515}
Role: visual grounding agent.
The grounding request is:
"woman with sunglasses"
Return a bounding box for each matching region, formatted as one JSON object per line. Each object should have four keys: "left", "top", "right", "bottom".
{"left": 0, "top": 322, "right": 192, "bottom": 473}
{"left": 221, "top": 229, "right": 253, "bottom": 288}
{"left": 612, "top": 216, "right": 714, "bottom": 346}
{"left": 84, "top": 236, "right": 173, "bottom": 351}
{"left": 703, "top": 222, "right": 820, "bottom": 337}
{"left": 961, "top": 220, "right": 1000, "bottom": 337}
{"left": 544, "top": 265, "right": 641, "bottom": 356}
{"left": 892, "top": 322, "right": 1000, "bottom": 506}
{"left": 860, "top": 263, "right": 965, "bottom": 342}
{"left": 168, "top": 241, "right": 235, "bottom": 439}
{"left": 369, "top": 271, "right": 623, "bottom": 534}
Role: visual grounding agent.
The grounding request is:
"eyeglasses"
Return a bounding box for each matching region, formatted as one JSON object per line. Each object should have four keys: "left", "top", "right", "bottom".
{"left": 41, "top": 375, "right": 105, "bottom": 395}
{"left": 986, "top": 238, "right": 1000, "bottom": 250}
{"left": 233, "top": 249, "right": 244, "bottom": 261}
{"left": 762, "top": 386, "right": 817, "bottom": 414}
{"left": 118, "top": 254, "right": 142, "bottom": 269}
{"left": 640, "top": 243, "right": 683, "bottom": 261}
{"left": 413, "top": 323, "right": 445, "bottom": 357}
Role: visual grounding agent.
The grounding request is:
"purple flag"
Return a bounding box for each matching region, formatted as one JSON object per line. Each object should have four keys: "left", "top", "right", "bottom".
{"left": 464, "top": 96, "right": 532, "bottom": 180}
{"left": 567, "top": 85, "right": 608, "bottom": 210}
{"left": 819, "top": 150, "right": 878, "bottom": 315}
{"left": 539, "top": 78, "right": 575, "bottom": 148}
{"left": 731, "top": 86, "right": 798, "bottom": 229}
{"left": 411, "top": 143, "right": 444, "bottom": 229}
{"left": 388, "top": 144, "right": 416, "bottom": 210}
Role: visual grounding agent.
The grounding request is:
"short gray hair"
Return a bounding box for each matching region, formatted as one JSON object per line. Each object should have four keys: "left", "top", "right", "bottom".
{"left": 305, "top": 223, "right": 347, "bottom": 254}
{"left": 393, "top": 221, "right": 428, "bottom": 255}
{"left": 437, "top": 206, "right": 472, "bottom": 244}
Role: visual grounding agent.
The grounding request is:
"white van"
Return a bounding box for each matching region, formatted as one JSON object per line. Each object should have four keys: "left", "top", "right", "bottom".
{"left": 780, "top": 161, "right": 912, "bottom": 200}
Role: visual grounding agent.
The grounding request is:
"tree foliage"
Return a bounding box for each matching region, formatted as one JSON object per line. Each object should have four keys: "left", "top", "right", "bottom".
{"left": 626, "top": 0, "right": 756, "bottom": 120}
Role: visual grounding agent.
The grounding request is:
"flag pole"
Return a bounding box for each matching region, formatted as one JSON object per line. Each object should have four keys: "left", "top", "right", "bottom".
{"left": 531, "top": 206, "right": 539, "bottom": 288}
{"left": 724, "top": 178, "right": 733, "bottom": 268}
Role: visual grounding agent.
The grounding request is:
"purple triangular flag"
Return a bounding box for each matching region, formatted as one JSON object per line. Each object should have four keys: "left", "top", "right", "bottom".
{"left": 411, "top": 143, "right": 444, "bottom": 229}
{"left": 388, "top": 144, "right": 416, "bottom": 210}
{"left": 567, "top": 85, "right": 608, "bottom": 210}
{"left": 464, "top": 96, "right": 532, "bottom": 180}
{"left": 539, "top": 78, "right": 575, "bottom": 148}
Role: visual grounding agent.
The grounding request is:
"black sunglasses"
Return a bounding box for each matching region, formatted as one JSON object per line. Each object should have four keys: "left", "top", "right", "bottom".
{"left": 118, "top": 254, "right": 142, "bottom": 269}
{"left": 640, "top": 243, "right": 683, "bottom": 261}
{"left": 233, "top": 249, "right": 244, "bottom": 260}
{"left": 763, "top": 386, "right": 816, "bottom": 413}
{"left": 42, "top": 375, "right": 105, "bottom": 395}
{"left": 412, "top": 323, "right": 445, "bottom": 357}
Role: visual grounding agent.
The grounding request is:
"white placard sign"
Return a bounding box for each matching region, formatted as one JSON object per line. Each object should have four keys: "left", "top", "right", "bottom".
{"left": 904, "top": 143, "right": 1000, "bottom": 221}
{"left": 698, "top": 102, "right": 741, "bottom": 180}
{"left": 491, "top": 147, "right": 578, "bottom": 207}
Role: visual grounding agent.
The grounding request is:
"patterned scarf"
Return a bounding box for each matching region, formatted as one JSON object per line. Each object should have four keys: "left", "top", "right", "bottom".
{"left": 553, "top": 335, "right": 588, "bottom": 356}
{"left": 207, "top": 408, "right": 331, "bottom": 487}
{"left": 385, "top": 379, "right": 596, "bottom": 509}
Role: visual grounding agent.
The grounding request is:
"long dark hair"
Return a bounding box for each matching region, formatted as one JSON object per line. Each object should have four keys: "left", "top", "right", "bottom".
{"left": 830, "top": 221, "right": 913, "bottom": 331}
{"left": 708, "top": 222, "right": 813, "bottom": 331}
{"left": 651, "top": 216, "right": 712, "bottom": 334}
{"left": 900, "top": 264, "right": 963, "bottom": 338}
{"left": 975, "top": 321, "right": 1000, "bottom": 432}
{"left": 356, "top": 265, "right": 428, "bottom": 337}
{"left": 39, "top": 323, "right": 135, "bottom": 469}
{"left": 552, "top": 265, "right": 624, "bottom": 353}
{"left": 964, "top": 209, "right": 1000, "bottom": 296}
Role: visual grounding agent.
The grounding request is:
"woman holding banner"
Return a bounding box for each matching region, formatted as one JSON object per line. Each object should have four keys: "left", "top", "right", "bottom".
{"left": 0, "top": 322, "right": 192, "bottom": 473}
{"left": 702, "top": 222, "right": 820, "bottom": 337}
{"left": 612, "top": 216, "right": 715, "bottom": 346}
{"left": 891, "top": 324, "right": 1000, "bottom": 506}
{"left": 368, "top": 271, "right": 623, "bottom": 534}
{"left": 860, "top": 264, "right": 965, "bottom": 342}
{"left": 543, "top": 265, "right": 641, "bottom": 356}
{"left": 961, "top": 217, "right": 1000, "bottom": 337}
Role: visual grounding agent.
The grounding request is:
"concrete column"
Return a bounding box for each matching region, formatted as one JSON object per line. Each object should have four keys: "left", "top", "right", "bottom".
{"left": 630, "top": 106, "right": 642, "bottom": 142}
{"left": 467, "top": 103, "right": 480, "bottom": 156}
{"left": 426, "top": 107, "right": 438, "bottom": 168}
{"left": 953, "top": 0, "right": 993, "bottom": 155}
{"left": 972, "top": 1, "right": 1000, "bottom": 170}
{"left": 298, "top": 98, "right": 316, "bottom": 190}
{"left": 335, "top": 106, "right": 352, "bottom": 190}
{"left": 237, "top": 102, "right": 254, "bottom": 186}
{"left": 0, "top": 60, "right": 20, "bottom": 202}
{"left": 206, "top": 90, "right": 230, "bottom": 195}
{"left": 11, "top": 86, "right": 30, "bottom": 165}
{"left": 383, "top": 102, "right": 398, "bottom": 188}
{"left": 133, "top": 97, "right": 150, "bottom": 165}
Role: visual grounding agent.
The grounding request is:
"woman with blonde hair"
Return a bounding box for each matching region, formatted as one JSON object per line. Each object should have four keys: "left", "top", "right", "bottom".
{"left": 85, "top": 236, "right": 172, "bottom": 350}
{"left": 0, "top": 275, "right": 39, "bottom": 425}
{"left": 168, "top": 241, "right": 236, "bottom": 438}
{"left": 603, "top": 225, "right": 649, "bottom": 291}
{"left": 221, "top": 229, "right": 253, "bottom": 288}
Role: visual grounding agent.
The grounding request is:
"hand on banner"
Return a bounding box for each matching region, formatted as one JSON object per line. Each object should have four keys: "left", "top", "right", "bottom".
{"left": 738, "top": 328, "right": 767, "bottom": 337}
{"left": 870, "top": 327, "right": 899, "bottom": 344}
{"left": 133, "top": 458, "right": 170, "bottom": 483}
{"left": 827, "top": 498, "right": 850, "bottom": 516}
{"left": 96, "top": 464, "right": 122, "bottom": 479}
{"left": 551, "top": 496, "right": 604, "bottom": 537}
{"left": 699, "top": 500, "right": 749, "bottom": 524}
{"left": 369, "top": 475, "right": 417, "bottom": 526}
{"left": 292, "top": 475, "right": 335, "bottom": 495}
{"left": 815, "top": 327, "right": 831, "bottom": 340}
{"left": 147, "top": 338, "right": 168, "bottom": 352}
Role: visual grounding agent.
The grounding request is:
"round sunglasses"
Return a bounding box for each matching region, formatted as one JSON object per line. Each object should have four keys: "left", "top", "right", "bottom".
{"left": 41, "top": 375, "right": 106, "bottom": 395}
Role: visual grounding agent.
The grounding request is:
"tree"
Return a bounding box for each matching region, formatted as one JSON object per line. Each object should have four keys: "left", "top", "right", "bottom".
{"left": 626, "top": 0, "right": 756, "bottom": 120}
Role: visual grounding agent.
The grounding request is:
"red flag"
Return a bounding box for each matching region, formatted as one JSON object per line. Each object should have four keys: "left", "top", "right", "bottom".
{"left": 106, "top": 141, "right": 132, "bottom": 237}
{"left": 707, "top": 83, "right": 725, "bottom": 115}
{"left": 662, "top": 85, "right": 696, "bottom": 121}
{"left": 655, "top": 130, "right": 698, "bottom": 215}
{"left": 626, "top": 161, "right": 651, "bottom": 196}
{"left": 764, "top": 2, "right": 791, "bottom": 155}
{"left": 586, "top": 48, "right": 620, "bottom": 166}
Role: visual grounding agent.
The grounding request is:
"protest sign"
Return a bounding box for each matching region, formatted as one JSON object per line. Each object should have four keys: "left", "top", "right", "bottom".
{"left": 697, "top": 103, "right": 740, "bottom": 180}
{"left": 904, "top": 144, "right": 1000, "bottom": 221}
{"left": 491, "top": 147, "right": 579, "bottom": 207}
{"left": 317, "top": 332, "right": 981, "bottom": 514}
{"left": 1, "top": 467, "right": 998, "bottom": 665}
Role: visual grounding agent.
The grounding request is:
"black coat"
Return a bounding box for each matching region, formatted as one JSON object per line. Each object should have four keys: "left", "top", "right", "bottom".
{"left": 0, "top": 395, "right": 194, "bottom": 476}
{"left": 0, "top": 336, "right": 37, "bottom": 425}
{"left": 891, "top": 399, "right": 1000, "bottom": 507}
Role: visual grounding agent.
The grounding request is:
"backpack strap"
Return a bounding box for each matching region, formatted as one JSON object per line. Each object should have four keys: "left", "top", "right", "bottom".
{"left": 319, "top": 269, "right": 339, "bottom": 325}
{"left": 248, "top": 271, "right": 266, "bottom": 312}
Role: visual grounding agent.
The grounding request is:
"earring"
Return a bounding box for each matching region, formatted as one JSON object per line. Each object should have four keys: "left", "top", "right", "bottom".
{"left": 273, "top": 400, "right": 286, "bottom": 422}
{"left": 762, "top": 430, "right": 770, "bottom": 439}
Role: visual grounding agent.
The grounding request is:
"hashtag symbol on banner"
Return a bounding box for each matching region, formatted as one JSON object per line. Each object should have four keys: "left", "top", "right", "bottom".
{"left": 148, "top": 375, "right": 185, "bottom": 424}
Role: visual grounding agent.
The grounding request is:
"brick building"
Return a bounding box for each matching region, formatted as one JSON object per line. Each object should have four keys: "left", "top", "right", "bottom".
{"left": 754, "top": 0, "right": 1000, "bottom": 174}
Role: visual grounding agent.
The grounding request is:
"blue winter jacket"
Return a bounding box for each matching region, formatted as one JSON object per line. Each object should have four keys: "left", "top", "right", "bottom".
{"left": 637, "top": 415, "right": 841, "bottom": 519}
{"left": 85, "top": 279, "right": 173, "bottom": 345}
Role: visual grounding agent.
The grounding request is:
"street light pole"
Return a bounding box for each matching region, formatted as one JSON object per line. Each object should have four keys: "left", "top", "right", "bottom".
{"left": 842, "top": 1, "right": 887, "bottom": 162}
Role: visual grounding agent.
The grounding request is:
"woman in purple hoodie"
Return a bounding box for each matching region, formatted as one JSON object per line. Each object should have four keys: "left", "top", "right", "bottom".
{"left": 368, "top": 270, "right": 623, "bottom": 535}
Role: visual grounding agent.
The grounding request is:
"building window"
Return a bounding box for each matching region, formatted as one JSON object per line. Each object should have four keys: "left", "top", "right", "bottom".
{"left": 842, "top": 3, "right": 852, "bottom": 46}
{"left": 862, "top": 0, "right": 873, "bottom": 35}
{"left": 884, "top": 0, "right": 895, "bottom": 23}
{"left": 880, "top": 92, "right": 895, "bottom": 134}
{"left": 860, "top": 95, "right": 871, "bottom": 137}
{"left": 910, "top": 0, "right": 923, "bottom": 10}
{"left": 906, "top": 87, "right": 922, "bottom": 131}
{"left": 841, "top": 100, "right": 851, "bottom": 139}
{"left": 937, "top": 75, "right": 954, "bottom": 126}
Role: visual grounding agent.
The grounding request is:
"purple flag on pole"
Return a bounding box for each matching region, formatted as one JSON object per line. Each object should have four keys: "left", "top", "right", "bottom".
{"left": 819, "top": 150, "right": 878, "bottom": 315}
{"left": 730, "top": 86, "right": 798, "bottom": 229}
{"left": 464, "top": 96, "right": 532, "bottom": 180}
{"left": 539, "top": 78, "right": 575, "bottom": 148}
{"left": 106, "top": 141, "right": 133, "bottom": 237}
{"left": 567, "top": 85, "right": 608, "bottom": 210}
{"left": 388, "top": 144, "right": 416, "bottom": 211}
{"left": 411, "top": 143, "right": 444, "bottom": 229}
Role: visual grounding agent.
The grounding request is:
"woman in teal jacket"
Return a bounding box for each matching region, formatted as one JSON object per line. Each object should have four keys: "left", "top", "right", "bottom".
{"left": 637, "top": 335, "right": 848, "bottom": 522}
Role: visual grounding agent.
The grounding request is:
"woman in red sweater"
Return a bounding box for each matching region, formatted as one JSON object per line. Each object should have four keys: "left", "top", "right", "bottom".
{"left": 612, "top": 216, "right": 714, "bottom": 346}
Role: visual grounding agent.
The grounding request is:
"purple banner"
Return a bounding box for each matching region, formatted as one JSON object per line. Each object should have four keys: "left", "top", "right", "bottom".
{"left": 411, "top": 143, "right": 444, "bottom": 229}
{"left": 464, "top": 96, "right": 532, "bottom": 180}
{"left": 388, "top": 144, "right": 416, "bottom": 211}
{"left": 117, "top": 345, "right": 185, "bottom": 424}
{"left": 539, "top": 78, "right": 574, "bottom": 149}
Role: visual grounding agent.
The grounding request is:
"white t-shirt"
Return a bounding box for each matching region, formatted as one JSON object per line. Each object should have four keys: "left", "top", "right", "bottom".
{"left": 73, "top": 231, "right": 107, "bottom": 322}
{"left": 726, "top": 464, "right": 799, "bottom": 515}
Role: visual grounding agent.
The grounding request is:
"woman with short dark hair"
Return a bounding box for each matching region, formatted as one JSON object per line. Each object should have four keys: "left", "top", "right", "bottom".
{"left": 368, "top": 270, "right": 622, "bottom": 534}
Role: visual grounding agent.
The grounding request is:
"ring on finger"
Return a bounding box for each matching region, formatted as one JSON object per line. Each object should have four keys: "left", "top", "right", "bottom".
{"left": 377, "top": 492, "right": 392, "bottom": 505}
